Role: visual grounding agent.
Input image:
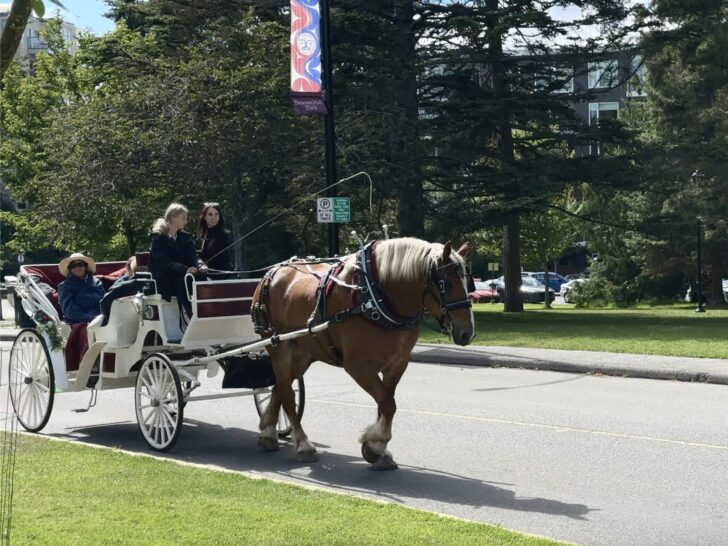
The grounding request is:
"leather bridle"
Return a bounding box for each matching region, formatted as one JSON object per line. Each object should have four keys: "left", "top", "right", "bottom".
{"left": 426, "top": 260, "right": 472, "bottom": 333}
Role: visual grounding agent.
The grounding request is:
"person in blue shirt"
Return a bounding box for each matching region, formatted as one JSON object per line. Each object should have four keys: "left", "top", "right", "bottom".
{"left": 58, "top": 253, "right": 105, "bottom": 324}
{"left": 57, "top": 253, "right": 104, "bottom": 371}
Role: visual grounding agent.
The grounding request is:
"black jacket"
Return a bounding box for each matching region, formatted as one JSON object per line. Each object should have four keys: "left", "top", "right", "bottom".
{"left": 199, "top": 227, "right": 232, "bottom": 271}
{"left": 149, "top": 231, "right": 204, "bottom": 301}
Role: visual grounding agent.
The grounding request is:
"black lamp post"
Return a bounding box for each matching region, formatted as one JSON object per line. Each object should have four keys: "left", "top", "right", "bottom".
{"left": 692, "top": 169, "right": 706, "bottom": 313}
{"left": 695, "top": 216, "right": 705, "bottom": 313}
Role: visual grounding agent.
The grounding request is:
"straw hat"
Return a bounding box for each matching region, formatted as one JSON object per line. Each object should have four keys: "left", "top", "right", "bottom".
{"left": 59, "top": 253, "right": 96, "bottom": 276}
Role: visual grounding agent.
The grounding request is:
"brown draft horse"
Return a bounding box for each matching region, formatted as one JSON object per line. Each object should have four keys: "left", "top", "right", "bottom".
{"left": 251, "top": 237, "right": 475, "bottom": 470}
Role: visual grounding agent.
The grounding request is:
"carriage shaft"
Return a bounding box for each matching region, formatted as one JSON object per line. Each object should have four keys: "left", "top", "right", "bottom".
{"left": 178, "top": 321, "right": 331, "bottom": 367}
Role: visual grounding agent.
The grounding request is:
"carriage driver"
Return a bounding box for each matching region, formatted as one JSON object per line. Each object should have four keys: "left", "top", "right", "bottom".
{"left": 58, "top": 253, "right": 105, "bottom": 371}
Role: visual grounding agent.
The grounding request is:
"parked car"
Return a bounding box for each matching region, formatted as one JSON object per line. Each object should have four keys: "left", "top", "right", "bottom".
{"left": 525, "top": 272, "right": 568, "bottom": 292}
{"left": 560, "top": 278, "right": 588, "bottom": 303}
{"left": 492, "top": 275, "right": 555, "bottom": 303}
{"left": 469, "top": 280, "right": 499, "bottom": 303}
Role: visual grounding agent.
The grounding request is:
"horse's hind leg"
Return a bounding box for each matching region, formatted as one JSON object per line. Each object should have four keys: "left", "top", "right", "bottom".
{"left": 258, "top": 388, "right": 281, "bottom": 452}
{"left": 265, "top": 346, "right": 317, "bottom": 462}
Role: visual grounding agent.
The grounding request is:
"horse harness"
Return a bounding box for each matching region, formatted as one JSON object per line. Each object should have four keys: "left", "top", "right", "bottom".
{"left": 251, "top": 242, "right": 472, "bottom": 366}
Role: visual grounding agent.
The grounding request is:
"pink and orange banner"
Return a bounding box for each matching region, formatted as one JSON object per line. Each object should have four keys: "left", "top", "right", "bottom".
{"left": 291, "top": 0, "right": 326, "bottom": 114}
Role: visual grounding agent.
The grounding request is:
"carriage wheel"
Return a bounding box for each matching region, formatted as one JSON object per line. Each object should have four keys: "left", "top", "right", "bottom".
{"left": 253, "top": 377, "right": 305, "bottom": 438}
{"left": 8, "top": 329, "right": 55, "bottom": 432}
{"left": 135, "top": 353, "right": 184, "bottom": 452}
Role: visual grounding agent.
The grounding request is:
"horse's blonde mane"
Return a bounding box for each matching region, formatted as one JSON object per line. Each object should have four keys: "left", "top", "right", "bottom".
{"left": 374, "top": 237, "right": 464, "bottom": 283}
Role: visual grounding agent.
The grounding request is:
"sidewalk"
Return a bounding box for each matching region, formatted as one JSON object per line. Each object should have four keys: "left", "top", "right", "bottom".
{"left": 411, "top": 343, "right": 728, "bottom": 385}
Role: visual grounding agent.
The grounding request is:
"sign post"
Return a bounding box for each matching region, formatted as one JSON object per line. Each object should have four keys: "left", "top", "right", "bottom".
{"left": 290, "top": 0, "right": 339, "bottom": 255}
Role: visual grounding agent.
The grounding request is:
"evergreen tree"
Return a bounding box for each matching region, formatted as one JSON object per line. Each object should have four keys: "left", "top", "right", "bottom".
{"left": 641, "top": 0, "right": 728, "bottom": 306}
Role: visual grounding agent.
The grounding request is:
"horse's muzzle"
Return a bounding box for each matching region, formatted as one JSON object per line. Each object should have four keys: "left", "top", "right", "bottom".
{"left": 453, "top": 328, "right": 474, "bottom": 346}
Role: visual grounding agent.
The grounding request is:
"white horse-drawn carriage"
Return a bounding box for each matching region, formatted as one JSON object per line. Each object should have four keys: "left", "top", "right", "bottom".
{"left": 5, "top": 254, "right": 317, "bottom": 451}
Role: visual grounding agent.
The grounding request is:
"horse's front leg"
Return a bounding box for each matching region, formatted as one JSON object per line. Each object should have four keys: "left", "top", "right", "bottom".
{"left": 347, "top": 359, "right": 408, "bottom": 471}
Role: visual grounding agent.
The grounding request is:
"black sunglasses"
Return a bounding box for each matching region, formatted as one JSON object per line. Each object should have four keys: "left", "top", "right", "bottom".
{"left": 69, "top": 261, "right": 87, "bottom": 269}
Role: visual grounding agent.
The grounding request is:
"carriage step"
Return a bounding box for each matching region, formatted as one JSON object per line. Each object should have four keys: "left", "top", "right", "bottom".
{"left": 73, "top": 388, "right": 98, "bottom": 413}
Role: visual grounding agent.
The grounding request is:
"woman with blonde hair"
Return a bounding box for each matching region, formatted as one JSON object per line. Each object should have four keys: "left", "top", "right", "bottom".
{"left": 149, "top": 203, "right": 207, "bottom": 316}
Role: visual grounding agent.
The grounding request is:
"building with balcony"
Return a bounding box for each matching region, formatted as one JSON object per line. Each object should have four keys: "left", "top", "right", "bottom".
{"left": 0, "top": 4, "right": 76, "bottom": 73}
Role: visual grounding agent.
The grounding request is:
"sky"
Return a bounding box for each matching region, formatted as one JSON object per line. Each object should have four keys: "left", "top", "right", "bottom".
{"left": 49, "top": 0, "right": 115, "bottom": 35}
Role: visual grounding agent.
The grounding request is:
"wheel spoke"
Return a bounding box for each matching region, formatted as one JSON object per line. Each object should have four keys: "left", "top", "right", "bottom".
{"left": 142, "top": 408, "right": 155, "bottom": 425}
{"left": 154, "top": 412, "right": 161, "bottom": 445}
{"left": 17, "top": 384, "right": 28, "bottom": 418}
{"left": 29, "top": 388, "right": 38, "bottom": 426}
{"left": 34, "top": 387, "right": 45, "bottom": 423}
{"left": 161, "top": 408, "right": 176, "bottom": 429}
{"left": 140, "top": 374, "right": 154, "bottom": 394}
{"left": 17, "top": 353, "right": 33, "bottom": 377}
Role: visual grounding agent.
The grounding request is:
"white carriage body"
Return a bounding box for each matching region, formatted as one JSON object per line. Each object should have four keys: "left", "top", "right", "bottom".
{"left": 11, "top": 261, "right": 261, "bottom": 392}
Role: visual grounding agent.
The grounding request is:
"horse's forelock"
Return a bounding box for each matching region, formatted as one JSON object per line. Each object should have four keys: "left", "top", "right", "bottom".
{"left": 374, "top": 238, "right": 464, "bottom": 283}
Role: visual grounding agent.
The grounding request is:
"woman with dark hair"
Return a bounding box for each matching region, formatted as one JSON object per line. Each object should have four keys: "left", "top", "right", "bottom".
{"left": 198, "top": 202, "right": 232, "bottom": 272}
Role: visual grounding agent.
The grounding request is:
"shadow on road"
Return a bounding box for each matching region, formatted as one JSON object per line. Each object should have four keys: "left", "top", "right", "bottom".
{"left": 47, "top": 418, "right": 596, "bottom": 521}
{"left": 472, "top": 374, "right": 585, "bottom": 393}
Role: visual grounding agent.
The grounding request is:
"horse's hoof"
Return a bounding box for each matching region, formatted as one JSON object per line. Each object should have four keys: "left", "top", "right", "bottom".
{"left": 361, "top": 442, "right": 380, "bottom": 464}
{"left": 296, "top": 448, "right": 319, "bottom": 463}
{"left": 258, "top": 436, "right": 280, "bottom": 452}
{"left": 370, "top": 453, "right": 398, "bottom": 471}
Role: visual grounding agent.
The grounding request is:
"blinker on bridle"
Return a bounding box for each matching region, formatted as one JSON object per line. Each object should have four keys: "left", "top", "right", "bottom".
{"left": 428, "top": 261, "right": 472, "bottom": 332}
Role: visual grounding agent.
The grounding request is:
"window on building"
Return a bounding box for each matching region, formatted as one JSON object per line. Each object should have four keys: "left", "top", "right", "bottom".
{"left": 588, "top": 60, "right": 617, "bottom": 89}
{"left": 63, "top": 26, "right": 74, "bottom": 44}
{"left": 627, "top": 55, "right": 647, "bottom": 97}
{"left": 588, "top": 102, "right": 619, "bottom": 155}
{"left": 533, "top": 65, "right": 574, "bottom": 94}
{"left": 27, "top": 28, "right": 47, "bottom": 50}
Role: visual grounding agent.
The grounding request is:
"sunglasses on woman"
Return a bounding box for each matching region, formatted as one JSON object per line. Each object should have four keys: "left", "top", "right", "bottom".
{"left": 69, "top": 261, "right": 87, "bottom": 269}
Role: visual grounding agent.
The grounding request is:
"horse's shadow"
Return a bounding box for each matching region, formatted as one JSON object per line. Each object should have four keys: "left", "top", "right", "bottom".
{"left": 49, "top": 419, "right": 595, "bottom": 521}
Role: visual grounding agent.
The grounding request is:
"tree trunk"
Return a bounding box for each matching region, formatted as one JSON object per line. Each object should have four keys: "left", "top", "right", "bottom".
{"left": 0, "top": 0, "right": 32, "bottom": 82}
{"left": 487, "top": 0, "right": 522, "bottom": 312}
{"left": 122, "top": 220, "right": 136, "bottom": 257}
{"left": 543, "top": 261, "right": 551, "bottom": 309}
{"left": 708, "top": 243, "right": 727, "bottom": 307}
{"left": 503, "top": 214, "right": 523, "bottom": 312}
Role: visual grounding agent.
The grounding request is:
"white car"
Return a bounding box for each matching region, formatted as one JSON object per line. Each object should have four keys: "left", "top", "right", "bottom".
{"left": 560, "top": 278, "right": 587, "bottom": 303}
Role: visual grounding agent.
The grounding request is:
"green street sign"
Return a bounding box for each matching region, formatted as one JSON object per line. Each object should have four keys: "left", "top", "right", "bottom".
{"left": 317, "top": 197, "right": 350, "bottom": 223}
{"left": 333, "top": 197, "right": 350, "bottom": 223}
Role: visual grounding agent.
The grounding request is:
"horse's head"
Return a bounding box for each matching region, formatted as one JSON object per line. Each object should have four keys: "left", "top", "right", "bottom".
{"left": 425, "top": 241, "right": 476, "bottom": 346}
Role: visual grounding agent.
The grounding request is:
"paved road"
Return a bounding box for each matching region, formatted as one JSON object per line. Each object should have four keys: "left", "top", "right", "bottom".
{"left": 2, "top": 341, "right": 727, "bottom": 546}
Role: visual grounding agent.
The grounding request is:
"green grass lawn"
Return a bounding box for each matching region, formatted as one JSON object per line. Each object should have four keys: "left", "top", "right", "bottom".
{"left": 419, "top": 303, "right": 728, "bottom": 359}
{"left": 8, "top": 435, "right": 567, "bottom": 546}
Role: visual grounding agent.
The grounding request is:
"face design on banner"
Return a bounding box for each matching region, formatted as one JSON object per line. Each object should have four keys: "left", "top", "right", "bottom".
{"left": 296, "top": 32, "right": 317, "bottom": 56}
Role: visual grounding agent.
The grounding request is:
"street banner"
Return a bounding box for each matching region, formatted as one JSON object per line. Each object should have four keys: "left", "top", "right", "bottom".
{"left": 291, "top": 0, "right": 326, "bottom": 114}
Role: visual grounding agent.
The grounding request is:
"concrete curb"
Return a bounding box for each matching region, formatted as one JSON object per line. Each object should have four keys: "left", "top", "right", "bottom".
{"left": 411, "top": 344, "right": 728, "bottom": 386}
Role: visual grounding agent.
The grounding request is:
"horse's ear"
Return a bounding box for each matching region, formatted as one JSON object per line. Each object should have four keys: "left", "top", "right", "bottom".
{"left": 457, "top": 242, "right": 470, "bottom": 258}
{"left": 442, "top": 241, "right": 452, "bottom": 262}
